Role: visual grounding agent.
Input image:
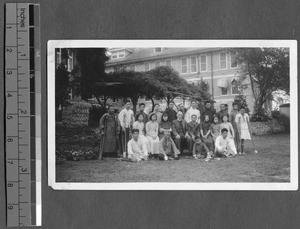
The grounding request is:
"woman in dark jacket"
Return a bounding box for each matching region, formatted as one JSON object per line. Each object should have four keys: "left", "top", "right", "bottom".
{"left": 159, "top": 112, "right": 172, "bottom": 139}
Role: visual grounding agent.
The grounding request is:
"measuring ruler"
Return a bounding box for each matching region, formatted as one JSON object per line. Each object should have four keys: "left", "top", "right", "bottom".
{"left": 5, "top": 3, "right": 41, "bottom": 227}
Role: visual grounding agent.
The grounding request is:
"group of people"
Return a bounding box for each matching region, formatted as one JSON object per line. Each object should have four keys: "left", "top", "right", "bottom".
{"left": 98, "top": 100, "right": 252, "bottom": 162}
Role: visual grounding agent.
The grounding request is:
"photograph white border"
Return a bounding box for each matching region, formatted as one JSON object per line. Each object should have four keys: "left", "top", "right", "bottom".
{"left": 48, "top": 40, "right": 298, "bottom": 190}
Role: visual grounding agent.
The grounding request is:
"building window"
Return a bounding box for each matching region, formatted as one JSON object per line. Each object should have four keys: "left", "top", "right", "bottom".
{"left": 154, "top": 61, "right": 160, "bottom": 68}
{"left": 130, "top": 65, "right": 135, "bottom": 71}
{"left": 154, "top": 48, "right": 162, "bottom": 53}
{"left": 230, "top": 51, "right": 238, "bottom": 68}
{"left": 190, "top": 56, "right": 197, "bottom": 73}
{"left": 111, "top": 50, "right": 125, "bottom": 59}
{"left": 56, "top": 48, "right": 61, "bottom": 65}
{"left": 67, "top": 50, "right": 73, "bottom": 72}
{"left": 181, "top": 58, "right": 188, "bottom": 74}
{"left": 118, "top": 51, "right": 125, "bottom": 58}
{"left": 166, "top": 59, "right": 172, "bottom": 67}
{"left": 145, "top": 63, "right": 150, "bottom": 71}
{"left": 200, "top": 55, "right": 207, "bottom": 72}
{"left": 220, "top": 52, "right": 227, "bottom": 70}
{"left": 221, "top": 87, "right": 228, "bottom": 95}
{"left": 231, "top": 78, "right": 239, "bottom": 95}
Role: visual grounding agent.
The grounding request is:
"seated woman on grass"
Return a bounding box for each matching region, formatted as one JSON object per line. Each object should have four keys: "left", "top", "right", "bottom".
{"left": 127, "top": 129, "right": 148, "bottom": 162}
{"left": 215, "top": 128, "right": 237, "bottom": 157}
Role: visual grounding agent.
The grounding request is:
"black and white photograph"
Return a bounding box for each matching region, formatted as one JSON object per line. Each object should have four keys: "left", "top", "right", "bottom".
{"left": 47, "top": 40, "right": 297, "bottom": 190}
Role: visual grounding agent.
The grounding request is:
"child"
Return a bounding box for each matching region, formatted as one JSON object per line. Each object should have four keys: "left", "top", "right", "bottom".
{"left": 235, "top": 106, "right": 251, "bottom": 154}
{"left": 200, "top": 114, "right": 214, "bottom": 151}
{"left": 158, "top": 130, "right": 180, "bottom": 160}
{"left": 193, "top": 136, "right": 212, "bottom": 161}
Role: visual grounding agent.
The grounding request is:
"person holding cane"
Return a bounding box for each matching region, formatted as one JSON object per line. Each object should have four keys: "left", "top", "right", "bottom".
{"left": 118, "top": 100, "right": 134, "bottom": 158}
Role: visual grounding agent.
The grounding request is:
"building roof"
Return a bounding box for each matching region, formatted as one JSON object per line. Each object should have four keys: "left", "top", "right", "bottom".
{"left": 106, "top": 47, "right": 224, "bottom": 66}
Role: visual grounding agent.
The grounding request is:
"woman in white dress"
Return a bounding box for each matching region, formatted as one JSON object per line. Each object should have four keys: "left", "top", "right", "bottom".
{"left": 146, "top": 113, "right": 160, "bottom": 156}
{"left": 235, "top": 107, "right": 251, "bottom": 154}
{"left": 133, "top": 114, "right": 150, "bottom": 153}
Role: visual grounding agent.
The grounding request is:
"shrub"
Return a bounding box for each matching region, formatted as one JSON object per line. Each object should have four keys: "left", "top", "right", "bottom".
{"left": 271, "top": 110, "right": 281, "bottom": 120}
{"left": 233, "top": 91, "right": 250, "bottom": 114}
{"left": 88, "top": 105, "right": 106, "bottom": 127}
{"left": 279, "top": 103, "right": 290, "bottom": 108}
{"left": 250, "top": 108, "right": 272, "bottom": 122}
{"left": 279, "top": 114, "right": 290, "bottom": 133}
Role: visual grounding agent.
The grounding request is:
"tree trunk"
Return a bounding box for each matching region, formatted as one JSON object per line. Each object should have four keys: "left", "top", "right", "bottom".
{"left": 131, "top": 96, "right": 139, "bottom": 114}
{"left": 95, "top": 96, "right": 104, "bottom": 108}
{"left": 150, "top": 97, "right": 155, "bottom": 112}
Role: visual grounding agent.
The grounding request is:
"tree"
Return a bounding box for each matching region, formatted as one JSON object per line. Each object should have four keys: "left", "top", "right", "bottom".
{"left": 145, "top": 66, "right": 190, "bottom": 105}
{"left": 108, "top": 70, "right": 147, "bottom": 113}
{"left": 75, "top": 48, "right": 109, "bottom": 103}
{"left": 233, "top": 89, "right": 250, "bottom": 114}
{"left": 235, "top": 48, "right": 289, "bottom": 111}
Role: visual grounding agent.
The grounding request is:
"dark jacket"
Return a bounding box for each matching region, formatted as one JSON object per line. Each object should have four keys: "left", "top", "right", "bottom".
{"left": 187, "top": 121, "right": 201, "bottom": 137}
{"left": 165, "top": 108, "right": 177, "bottom": 122}
{"left": 172, "top": 119, "right": 188, "bottom": 137}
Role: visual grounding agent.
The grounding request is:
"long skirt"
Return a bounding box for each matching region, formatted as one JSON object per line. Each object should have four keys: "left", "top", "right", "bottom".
{"left": 140, "top": 135, "right": 151, "bottom": 153}
{"left": 240, "top": 122, "right": 251, "bottom": 139}
{"left": 147, "top": 136, "right": 160, "bottom": 154}
{"left": 102, "top": 129, "right": 118, "bottom": 153}
{"left": 233, "top": 127, "right": 240, "bottom": 151}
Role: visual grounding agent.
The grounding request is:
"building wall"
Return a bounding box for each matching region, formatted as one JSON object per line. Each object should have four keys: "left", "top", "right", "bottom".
{"left": 105, "top": 49, "right": 255, "bottom": 112}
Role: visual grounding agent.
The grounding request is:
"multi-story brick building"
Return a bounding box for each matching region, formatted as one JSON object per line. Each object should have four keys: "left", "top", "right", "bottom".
{"left": 105, "top": 47, "right": 256, "bottom": 113}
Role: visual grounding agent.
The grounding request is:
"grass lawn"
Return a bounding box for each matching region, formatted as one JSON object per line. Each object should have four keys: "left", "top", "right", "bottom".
{"left": 56, "top": 133, "right": 290, "bottom": 183}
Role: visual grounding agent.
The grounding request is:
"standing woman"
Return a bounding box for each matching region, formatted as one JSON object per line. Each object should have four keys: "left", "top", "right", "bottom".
{"left": 133, "top": 114, "right": 150, "bottom": 153}
{"left": 159, "top": 112, "right": 172, "bottom": 139}
{"left": 220, "top": 115, "right": 235, "bottom": 139}
{"left": 146, "top": 113, "right": 160, "bottom": 156}
{"left": 200, "top": 115, "right": 214, "bottom": 151}
{"left": 235, "top": 106, "right": 252, "bottom": 154}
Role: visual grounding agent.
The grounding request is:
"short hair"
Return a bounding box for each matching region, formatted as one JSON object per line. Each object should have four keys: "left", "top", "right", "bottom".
{"left": 220, "top": 103, "right": 225, "bottom": 107}
{"left": 204, "top": 101, "right": 211, "bottom": 105}
{"left": 195, "top": 136, "right": 201, "bottom": 140}
{"left": 222, "top": 115, "right": 229, "bottom": 120}
{"left": 221, "top": 128, "right": 228, "bottom": 133}
{"left": 177, "top": 111, "right": 183, "bottom": 115}
{"left": 132, "top": 129, "right": 139, "bottom": 134}
{"left": 139, "top": 103, "right": 145, "bottom": 107}
{"left": 169, "top": 101, "right": 174, "bottom": 105}
{"left": 213, "top": 115, "right": 218, "bottom": 120}
{"left": 125, "top": 100, "right": 131, "bottom": 104}
{"left": 108, "top": 105, "right": 114, "bottom": 109}
{"left": 149, "top": 113, "right": 157, "bottom": 120}
{"left": 191, "top": 100, "right": 197, "bottom": 104}
{"left": 240, "top": 105, "right": 246, "bottom": 110}
{"left": 232, "top": 102, "right": 238, "bottom": 107}
{"left": 154, "top": 103, "right": 160, "bottom": 107}
{"left": 191, "top": 114, "right": 197, "bottom": 118}
{"left": 137, "top": 113, "right": 144, "bottom": 119}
